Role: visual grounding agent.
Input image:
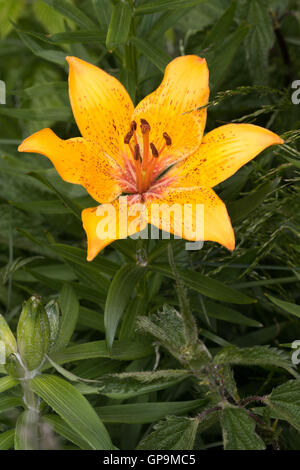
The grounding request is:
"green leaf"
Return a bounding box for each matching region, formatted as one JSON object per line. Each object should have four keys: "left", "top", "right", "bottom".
{"left": 0, "top": 429, "right": 15, "bottom": 450}
{"left": 0, "top": 106, "right": 71, "bottom": 121}
{"left": 149, "top": 264, "right": 255, "bottom": 304}
{"left": 214, "top": 345, "right": 298, "bottom": 378}
{"left": 221, "top": 406, "right": 265, "bottom": 450}
{"left": 106, "top": 1, "right": 132, "bottom": 50}
{"left": 92, "top": 0, "right": 112, "bottom": 30}
{"left": 50, "top": 243, "right": 118, "bottom": 277}
{"left": 0, "top": 375, "right": 18, "bottom": 394}
{"left": 119, "top": 294, "right": 147, "bottom": 340}
{"left": 53, "top": 284, "right": 79, "bottom": 351}
{"left": 0, "top": 314, "right": 17, "bottom": 357}
{"left": 13, "top": 81, "right": 67, "bottom": 99}
{"left": 265, "top": 380, "right": 300, "bottom": 432}
{"left": 203, "top": 301, "right": 262, "bottom": 328}
{"left": 96, "top": 398, "right": 207, "bottom": 423}
{"left": 135, "top": 0, "right": 207, "bottom": 15}
{"left": 49, "top": 30, "right": 106, "bottom": 44}
{"left": 28, "top": 173, "right": 81, "bottom": 220}
{"left": 0, "top": 0, "right": 24, "bottom": 37}
{"left": 95, "top": 369, "right": 190, "bottom": 399}
{"left": 201, "top": 0, "right": 237, "bottom": 49}
{"left": 0, "top": 395, "right": 23, "bottom": 413}
{"left": 45, "top": 300, "right": 61, "bottom": 351}
{"left": 130, "top": 36, "right": 170, "bottom": 72}
{"left": 137, "top": 416, "right": 199, "bottom": 450}
{"left": 104, "top": 264, "right": 146, "bottom": 350}
{"left": 30, "top": 374, "right": 114, "bottom": 450}
{"left": 42, "top": 0, "right": 97, "bottom": 29}
{"left": 14, "top": 411, "right": 39, "bottom": 450}
{"left": 43, "top": 414, "right": 92, "bottom": 449}
{"left": 228, "top": 178, "right": 280, "bottom": 223}
{"left": 209, "top": 24, "right": 249, "bottom": 89}
{"left": 2, "top": 256, "right": 43, "bottom": 284}
{"left": 244, "top": 0, "right": 275, "bottom": 84}
{"left": 78, "top": 306, "right": 104, "bottom": 332}
{"left": 137, "top": 305, "right": 209, "bottom": 367}
{"left": 168, "top": 244, "right": 198, "bottom": 345}
{"left": 49, "top": 339, "right": 153, "bottom": 365}
{"left": 266, "top": 294, "right": 300, "bottom": 319}
{"left": 148, "top": 9, "right": 186, "bottom": 40}
{"left": 16, "top": 29, "right": 67, "bottom": 65}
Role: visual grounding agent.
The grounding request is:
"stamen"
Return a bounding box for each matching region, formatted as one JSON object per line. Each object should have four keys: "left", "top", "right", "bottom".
{"left": 163, "top": 132, "right": 172, "bottom": 146}
{"left": 140, "top": 119, "right": 151, "bottom": 134}
{"left": 150, "top": 142, "right": 159, "bottom": 158}
{"left": 124, "top": 131, "right": 133, "bottom": 144}
{"left": 134, "top": 143, "right": 141, "bottom": 161}
{"left": 131, "top": 121, "right": 137, "bottom": 132}
{"left": 140, "top": 119, "right": 150, "bottom": 171}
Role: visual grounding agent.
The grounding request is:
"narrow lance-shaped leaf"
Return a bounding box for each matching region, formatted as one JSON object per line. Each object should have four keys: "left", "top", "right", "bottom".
{"left": 130, "top": 36, "right": 171, "bottom": 72}
{"left": 41, "top": 0, "right": 97, "bottom": 29}
{"left": 53, "top": 284, "right": 79, "bottom": 352}
{"left": 31, "top": 374, "right": 114, "bottom": 450}
{"left": 135, "top": 0, "right": 207, "bottom": 15}
{"left": 104, "top": 264, "right": 146, "bottom": 350}
{"left": 95, "top": 398, "right": 207, "bottom": 424}
{"left": 106, "top": 1, "right": 132, "bottom": 50}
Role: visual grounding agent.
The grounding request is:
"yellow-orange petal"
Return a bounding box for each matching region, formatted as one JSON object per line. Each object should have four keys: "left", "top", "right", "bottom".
{"left": 82, "top": 197, "right": 148, "bottom": 261}
{"left": 18, "top": 128, "right": 122, "bottom": 204}
{"left": 170, "top": 123, "right": 284, "bottom": 188}
{"left": 66, "top": 56, "right": 134, "bottom": 167}
{"left": 145, "top": 187, "right": 235, "bottom": 251}
{"left": 132, "top": 55, "right": 209, "bottom": 170}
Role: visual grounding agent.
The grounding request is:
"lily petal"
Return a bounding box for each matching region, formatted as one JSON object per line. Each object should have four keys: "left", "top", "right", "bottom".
{"left": 82, "top": 197, "right": 148, "bottom": 261}
{"left": 170, "top": 123, "right": 284, "bottom": 188}
{"left": 66, "top": 56, "right": 134, "bottom": 167}
{"left": 18, "top": 128, "right": 122, "bottom": 204}
{"left": 133, "top": 55, "right": 209, "bottom": 169}
{"left": 145, "top": 187, "right": 235, "bottom": 250}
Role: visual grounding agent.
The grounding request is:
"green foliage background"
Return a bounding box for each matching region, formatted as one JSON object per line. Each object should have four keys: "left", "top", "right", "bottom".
{"left": 0, "top": 0, "right": 300, "bottom": 451}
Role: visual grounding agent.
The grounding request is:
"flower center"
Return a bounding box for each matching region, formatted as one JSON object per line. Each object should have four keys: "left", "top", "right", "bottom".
{"left": 123, "top": 119, "right": 172, "bottom": 194}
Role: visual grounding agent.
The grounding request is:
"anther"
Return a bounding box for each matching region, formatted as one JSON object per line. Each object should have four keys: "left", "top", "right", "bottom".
{"left": 131, "top": 121, "right": 137, "bottom": 132}
{"left": 150, "top": 142, "right": 159, "bottom": 158}
{"left": 124, "top": 131, "right": 133, "bottom": 144}
{"left": 140, "top": 119, "right": 151, "bottom": 134}
{"left": 134, "top": 143, "right": 141, "bottom": 161}
{"left": 163, "top": 132, "right": 172, "bottom": 146}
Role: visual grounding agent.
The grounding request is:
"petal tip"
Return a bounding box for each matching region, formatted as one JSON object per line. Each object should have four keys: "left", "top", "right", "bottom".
{"left": 66, "top": 55, "right": 76, "bottom": 65}
{"left": 278, "top": 136, "right": 285, "bottom": 145}
{"left": 18, "top": 142, "right": 25, "bottom": 152}
{"left": 66, "top": 56, "right": 84, "bottom": 70}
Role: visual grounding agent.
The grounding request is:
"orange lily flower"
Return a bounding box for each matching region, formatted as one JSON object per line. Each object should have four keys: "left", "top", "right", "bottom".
{"left": 18, "top": 55, "right": 283, "bottom": 261}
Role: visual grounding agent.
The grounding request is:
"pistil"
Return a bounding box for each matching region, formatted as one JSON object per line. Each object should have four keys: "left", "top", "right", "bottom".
{"left": 134, "top": 143, "right": 143, "bottom": 193}
{"left": 123, "top": 122, "right": 172, "bottom": 194}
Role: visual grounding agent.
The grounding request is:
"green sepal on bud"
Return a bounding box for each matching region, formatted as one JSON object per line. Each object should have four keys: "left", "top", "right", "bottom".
{"left": 17, "top": 295, "right": 50, "bottom": 371}
{"left": 45, "top": 300, "right": 61, "bottom": 351}
{"left": 0, "top": 314, "right": 17, "bottom": 358}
